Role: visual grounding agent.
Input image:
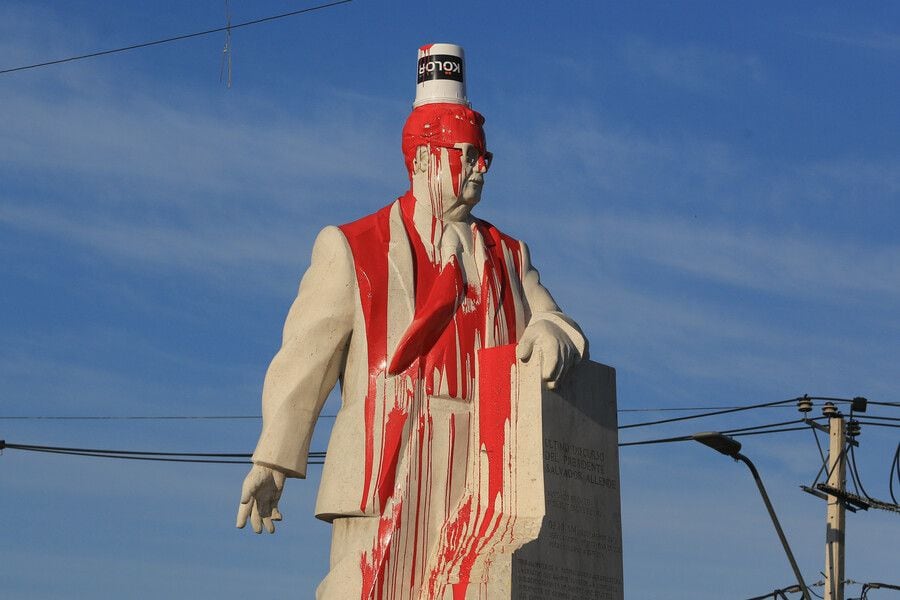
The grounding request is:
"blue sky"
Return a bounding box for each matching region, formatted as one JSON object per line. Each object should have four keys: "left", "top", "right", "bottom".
{"left": 1, "top": 1, "right": 898, "bottom": 598}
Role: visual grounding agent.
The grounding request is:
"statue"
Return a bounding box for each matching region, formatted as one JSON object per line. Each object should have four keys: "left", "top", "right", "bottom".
{"left": 236, "top": 44, "right": 588, "bottom": 599}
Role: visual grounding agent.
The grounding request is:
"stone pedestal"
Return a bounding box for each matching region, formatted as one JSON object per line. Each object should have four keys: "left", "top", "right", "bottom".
{"left": 339, "top": 350, "right": 622, "bottom": 599}
{"left": 511, "top": 361, "right": 624, "bottom": 600}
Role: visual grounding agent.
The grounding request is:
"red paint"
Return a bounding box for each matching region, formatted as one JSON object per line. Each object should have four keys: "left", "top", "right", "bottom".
{"left": 340, "top": 187, "right": 526, "bottom": 596}
{"left": 479, "top": 345, "right": 515, "bottom": 502}
{"left": 446, "top": 344, "right": 517, "bottom": 596}
{"left": 339, "top": 203, "right": 394, "bottom": 513}
{"left": 376, "top": 405, "right": 407, "bottom": 510}
{"left": 445, "top": 147, "right": 464, "bottom": 197}
{"left": 401, "top": 103, "right": 487, "bottom": 176}
{"left": 388, "top": 256, "right": 464, "bottom": 375}
{"left": 360, "top": 497, "right": 403, "bottom": 600}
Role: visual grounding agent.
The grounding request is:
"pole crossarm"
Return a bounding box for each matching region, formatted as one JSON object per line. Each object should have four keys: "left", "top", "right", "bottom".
{"left": 816, "top": 484, "right": 900, "bottom": 515}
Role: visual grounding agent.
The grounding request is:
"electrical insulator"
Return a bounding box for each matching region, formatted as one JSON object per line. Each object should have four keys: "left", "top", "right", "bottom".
{"left": 797, "top": 395, "right": 813, "bottom": 413}
{"left": 847, "top": 420, "right": 861, "bottom": 438}
{"left": 822, "top": 401, "right": 839, "bottom": 418}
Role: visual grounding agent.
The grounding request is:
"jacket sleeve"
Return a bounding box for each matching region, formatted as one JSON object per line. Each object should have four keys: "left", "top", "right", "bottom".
{"left": 251, "top": 225, "right": 356, "bottom": 478}
{"left": 519, "top": 240, "right": 589, "bottom": 360}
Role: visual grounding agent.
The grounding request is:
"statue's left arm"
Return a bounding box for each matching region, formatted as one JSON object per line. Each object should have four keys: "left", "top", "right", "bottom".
{"left": 515, "top": 240, "right": 588, "bottom": 388}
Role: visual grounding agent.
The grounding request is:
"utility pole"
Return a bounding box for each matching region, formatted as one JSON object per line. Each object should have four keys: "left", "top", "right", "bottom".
{"left": 824, "top": 403, "right": 846, "bottom": 600}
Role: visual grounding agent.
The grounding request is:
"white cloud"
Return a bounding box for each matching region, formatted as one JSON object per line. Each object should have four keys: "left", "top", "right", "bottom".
{"left": 592, "top": 213, "right": 900, "bottom": 300}
{"left": 621, "top": 36, "right": 765, "bottom": 92}
{"left": 806, "top": 30, "right": 900, "bottom": 53}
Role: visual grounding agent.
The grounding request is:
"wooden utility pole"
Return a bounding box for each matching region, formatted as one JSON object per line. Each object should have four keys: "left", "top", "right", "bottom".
{"left": 824, "top": 412, "right": 846, "bottom": 600}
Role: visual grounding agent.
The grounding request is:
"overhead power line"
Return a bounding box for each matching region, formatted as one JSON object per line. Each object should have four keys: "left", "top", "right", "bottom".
{"left": 856, "top": 421, "right": 900, "bottom": 430}
{"left": 0, "top": 415, "right": 263, "bottom": 420}
{"left": 2, "top": 420, "right": 815, "bottom": 464}
{"left": 0, "top": 402, "right": 811, "bottom": 421}
{"left": 619, "top": 398, "right": 798, "bottom": 430}
{"left": 1, "top": 441, "right": 325, "bottom": 465}
{"left": 619, "top": 422, "right": 814, "bottom": 447}
{"left": 0, "top": 0, "right": 353, "bottom": 76}
{"left": 3, "top": 396, "right": 890, "bottom": 423}
{"left": 618, "top": 405, "right": 797, "bottom": 413}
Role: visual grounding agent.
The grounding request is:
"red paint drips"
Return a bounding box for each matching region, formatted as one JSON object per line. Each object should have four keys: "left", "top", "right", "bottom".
{"left": 340, "top": 191, "right": 526, "bottom": 597}
{"left": 401, "top": 103, "right": 487, "bottom": 176}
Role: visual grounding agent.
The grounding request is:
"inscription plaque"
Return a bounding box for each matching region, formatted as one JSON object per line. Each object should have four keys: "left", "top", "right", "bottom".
{"left": 511, "top": 361, "right": 624, "bottom": 599}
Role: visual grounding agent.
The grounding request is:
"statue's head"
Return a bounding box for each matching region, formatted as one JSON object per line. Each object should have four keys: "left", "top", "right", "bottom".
{"left": 402, "top": 103, "right": 492, "bottom": 207}
{"left": 403, "top": 44, "right": 492, "bottom": 213}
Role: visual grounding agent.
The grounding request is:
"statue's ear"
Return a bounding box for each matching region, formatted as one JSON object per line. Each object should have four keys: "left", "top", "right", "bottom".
{"left": 413, "top": 145, "right": 430, "bottom": 174}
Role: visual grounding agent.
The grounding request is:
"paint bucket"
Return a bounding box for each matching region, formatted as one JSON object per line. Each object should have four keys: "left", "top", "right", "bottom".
{"left": 413, "top": 43, "right": 468, "bottom": 107}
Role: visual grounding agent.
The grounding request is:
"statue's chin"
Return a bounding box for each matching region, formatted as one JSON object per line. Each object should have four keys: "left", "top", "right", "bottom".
{"left": 460, "top": 188, "right": 482, "bottom": 206}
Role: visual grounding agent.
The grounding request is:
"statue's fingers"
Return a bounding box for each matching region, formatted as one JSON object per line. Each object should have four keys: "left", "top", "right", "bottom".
{"left": 240, "top": 472, "right": 259, "bottom": 505}
{"left": 516, "top": 332, "right": 535, "bottom": 361}
{"left": 263, "top": 515, "right": 276, "bottom": 534}
{"left": 258, "top": 491, "right": 273, "bottom": 520}
{"left": 541, "top": 343, "right": 560, "bottom": 382}
{"left": 271, "top": 506, "right": 283, "bottom": 521}
{"left": 236, "top": 500, "right": 253, "bottom": 529}
{"left": 553, "top": 349, "right": 574, "bottom": 390}
{"left": 553, "top": 341, "right": 574, "bottom": 383}
{"left": 250, "top": 501, "right": 263, "bottom": 534}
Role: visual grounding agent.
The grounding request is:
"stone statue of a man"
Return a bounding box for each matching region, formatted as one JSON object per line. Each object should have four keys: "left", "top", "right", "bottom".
{"left": 236, "top": 43, "right": 587, "bottom": 599}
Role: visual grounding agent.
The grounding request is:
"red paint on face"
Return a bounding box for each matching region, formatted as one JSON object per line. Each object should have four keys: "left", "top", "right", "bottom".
{"left": 445, "top": 147, "right": 464, "bottom": 198}
{"left": 401, "top": 103, "right": 487, "bottom": 177}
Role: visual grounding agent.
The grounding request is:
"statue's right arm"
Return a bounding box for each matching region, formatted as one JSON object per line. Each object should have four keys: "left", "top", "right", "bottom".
{"left": 236, "top": 226, "right": 355, "bottom": 533}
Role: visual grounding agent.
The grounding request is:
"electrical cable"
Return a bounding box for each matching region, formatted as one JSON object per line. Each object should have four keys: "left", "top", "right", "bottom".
{"left": 12, "top": 446, "right": 253, "bottom": 464}
{"left": 0, "top": 414, "right": 334, "bottom": 420}
{"left": 808, "top": 397, "right": 899, "bottom": 409}
{"left": 0, "top": 404, "right": 806, "bottom": 420}
{"left": 847, "top": 443, "right": 864, "bottom": 498}
{"left": 858, "top": 415, "right": 900, "bottom": 422}
{"left": 0, "top": 0, "right": 353, "bottom": 76}
{"left": 854, "top": 421, "right": 900, "bottom": 429}
{"left": 7, "top": 442, "right": 251, "bottom": 457}
{"left": 857, "top": 401, "right": 898, "bottom": 408}
{"left": 617, "top": 434, "right": 693, "bottom": 447}
{"left": 821, "top": 444, "right": 849, "bottom": 490}
{"left": 4, "top": 442, "right": 325, "bottom": 465}
{"left": 809, "top": 423, "right": 828, "bottom": 484}
{"left": 618, "top": 398, "right": 798, "bottom": 430}
{"left": 728, "top": 426, "right": 812, "bottom": 438}
{"left": 0, "top": 415, "right": 261, "bottom": 420}
{"left": 617, "top": 405, "right": 795, "bottom": 413}
{"left": 848, "top": 443, "right": 873, "bottom": 501}
{"left": 720, "top": 418, "right": 821, "bottom": 435}
{"left": 890, "top": 443, "right": 899, "bottom": 505}
{"left": 619, "top": 423, "right": 813, "bottom": 447}
{"left": 2, "top": 401, "right": 816, "bottom": 426}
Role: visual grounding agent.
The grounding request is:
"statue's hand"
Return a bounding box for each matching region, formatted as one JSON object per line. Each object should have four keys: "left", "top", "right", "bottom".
{"left": 516, "top": 319, "right": 579, "bottom": 390}
{"left": 236, "top": 464, "right": 286, "bottom": 534}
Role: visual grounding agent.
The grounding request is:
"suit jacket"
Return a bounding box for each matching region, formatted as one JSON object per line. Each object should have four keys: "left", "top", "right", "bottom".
{"left": 251, "top": 194, "right": 586, "bottom": 520}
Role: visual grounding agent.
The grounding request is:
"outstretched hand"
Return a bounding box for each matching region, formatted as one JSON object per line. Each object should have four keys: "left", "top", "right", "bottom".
{"left": 516, "top": 319, "right": 579, "bottom": 389}
{"left": 236, "top": 464, "right": 286, "bottom": 534}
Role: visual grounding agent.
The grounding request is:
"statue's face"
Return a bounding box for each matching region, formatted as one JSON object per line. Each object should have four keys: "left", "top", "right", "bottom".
{"left": 439, "top": 142, "right": 492, "bottom": 206}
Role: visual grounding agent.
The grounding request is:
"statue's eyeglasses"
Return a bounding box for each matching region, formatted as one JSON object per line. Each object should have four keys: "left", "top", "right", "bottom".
{"left": 443, "top": 146, "right": 493, "bottom": 172}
